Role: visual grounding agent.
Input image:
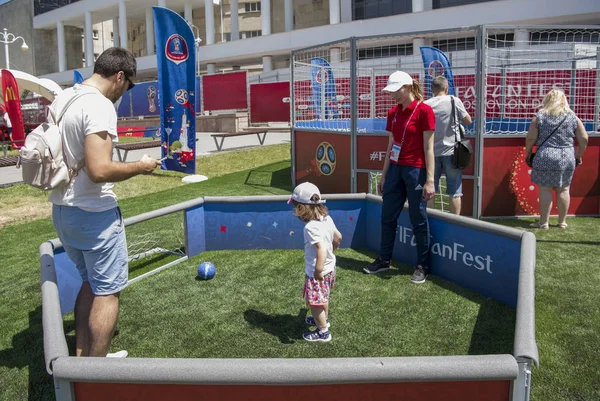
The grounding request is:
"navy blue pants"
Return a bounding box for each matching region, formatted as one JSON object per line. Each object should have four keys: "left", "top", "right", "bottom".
{"left": 380, "top": 163, "right": 430, "bottom": 267}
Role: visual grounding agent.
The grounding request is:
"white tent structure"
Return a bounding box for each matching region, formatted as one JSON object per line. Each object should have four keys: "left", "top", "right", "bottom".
{"left": 0, "top": 69, "right": 63, "bottom": 106}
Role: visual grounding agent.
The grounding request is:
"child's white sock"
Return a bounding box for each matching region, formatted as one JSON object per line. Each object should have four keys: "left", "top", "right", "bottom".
{"left": 318, "top": 328, "right": 329, "bottom": 334}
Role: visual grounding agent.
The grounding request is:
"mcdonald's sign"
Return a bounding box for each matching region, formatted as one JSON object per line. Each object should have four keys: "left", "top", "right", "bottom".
{"left": 4, "top": 87, "right": 16, "bottom": 102}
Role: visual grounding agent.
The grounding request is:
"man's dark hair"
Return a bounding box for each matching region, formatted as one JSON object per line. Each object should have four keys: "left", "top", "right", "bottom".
{"left": 93, "top": 47, "right": 137, "bottom": 78}
{"left": 431, "top": 76, "right": 448, "bottom": 94}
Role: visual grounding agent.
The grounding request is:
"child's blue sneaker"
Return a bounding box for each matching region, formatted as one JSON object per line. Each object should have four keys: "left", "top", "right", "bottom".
{"left": 305, "top": 316, "right": 330, "bottom": 328}
{"left": 303, "top": 328, "right": 332, "bottom": 342}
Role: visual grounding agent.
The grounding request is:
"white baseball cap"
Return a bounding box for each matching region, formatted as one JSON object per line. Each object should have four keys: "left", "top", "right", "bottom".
{"left": 382, "top": 71, "right": 413, "bottom": 93}
{"left": 288, "top": 182, "right": 326, "bottom": 204}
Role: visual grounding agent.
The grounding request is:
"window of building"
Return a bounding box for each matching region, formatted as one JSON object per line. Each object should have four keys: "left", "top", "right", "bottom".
{"left": 433, "top": 37, "right": 476, "bottom": 52}
{"left": 433, "top": 0, "right": 497, "bottom": 9}
{"left": 358, "top": 43, "right": 413, "bottom": 59}
{"left": 111, "top": 32, "right": 114, "bottom": 40}
{"left": 245, "top": 30, "right": 262, "bottom": 38}
{"left": 225, "top": 32, "right": 244, "bottom": 41}
{"left": 93, "top": 30, "right": 99, "bottom": 40}
{"left": 244, "top": 2, "right": 261, "bottom": 12}
{"left": 353, "top": 0, "right": 411, "bottom": 20}
{"left": 530, "top": 29, "right": 600, "bottom": 45}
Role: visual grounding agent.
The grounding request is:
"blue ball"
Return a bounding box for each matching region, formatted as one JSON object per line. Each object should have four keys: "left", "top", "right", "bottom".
{"left": 197, "top": 262, "right": 216, "bottom": 280}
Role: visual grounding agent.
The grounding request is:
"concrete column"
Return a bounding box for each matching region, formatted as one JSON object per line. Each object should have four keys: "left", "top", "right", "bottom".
{"left": 112, "top": 17, "right": 120, "bottom": 47}
{"left": 340, "top": 0, "right": 352, "bottom": 22}
{"left": 329, "top": 0, "right": 340, "bottom": 24}
{"left": 184, "top": 1, "right": 193, "bottom": 23}
{"left": 412, "top": 0, "right": 432, "bottom": 12}
{"left": 57, "top": 21, "right": 66, "bottom": 72}
{"left": 262, "top": 55, "right": 273, "bottom": 72}
{"left": 514, "top": 28, "right": 529, "bottom": 49}
{"left": 412, "top": 37, "right": 432, "bottom": 57}
{"left": 158, "top": 0, "right": 166, "bottom": 8}
{"left": 260, "top": 0, "right": 271, "bottom": 36}
{"left": 284, "top": 0, "right": 293, "bottom": 32}
{"left": 84, "top": 11, "right": 94, "bottom": 67}
{"left": 231, "top": 0, "right": 239, "bottom": 40}
{"left": 207, "top": 63, "right": 216, "bottom": 74}
{"left": 204, "top": 0, "right": 215, "bottom": 45}
{"left": 330, "top": 47, "right": 341, "bottom": 64}
{"left": 146, "top": 8, "right": 155, "bottom": 55}
{"left": 118, "top": 0, "right": 128, "bottom": 49}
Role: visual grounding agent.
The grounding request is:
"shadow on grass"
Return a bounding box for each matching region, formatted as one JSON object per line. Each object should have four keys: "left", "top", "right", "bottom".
{"left": 244, "top": 308, "right": 307, "bottom": 344}
{"left": 244, "top": 166, "right": 293, "bottom": 193}
{"left": 338, "top": 248, "right": 514, "bottom": 356}
{"left": 0, "top": 306, "right": 59, "bottom": 401}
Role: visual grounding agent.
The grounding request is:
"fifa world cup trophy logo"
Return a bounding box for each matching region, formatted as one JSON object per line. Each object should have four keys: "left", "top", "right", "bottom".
{"left": 147, "top": 85, "right": 157, "bottom": 113}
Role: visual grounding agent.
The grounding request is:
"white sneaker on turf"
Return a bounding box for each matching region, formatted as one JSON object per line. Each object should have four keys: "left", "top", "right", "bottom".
{"left": 106, "top": 350, "right": 128, "bottom": 358}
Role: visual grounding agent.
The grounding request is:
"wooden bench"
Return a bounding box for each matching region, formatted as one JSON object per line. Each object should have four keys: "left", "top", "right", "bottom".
{"left": 0, "top": 155, "right": 19, "bottom": 168}
{"left": 210, "top": 129, "right": 268, "bottom": 151}
{"left": 114, "top": 140, "right": 162, "bottom": 162}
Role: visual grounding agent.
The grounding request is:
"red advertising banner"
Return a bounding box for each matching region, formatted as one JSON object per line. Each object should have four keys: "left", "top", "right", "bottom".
{"left": 294, "top": 131, "right": 351, "bottom": 193}
{"left": 1, "top": 69, "right": 25, "bottom": 148}
{"left": 250, "top": 82, "right": 290, "bottom": 123}
{"left": 202, "top": 71, "right": 247, "bottom": 111}
{"left": 75, "top": 380, "right": 511, "bottom": 401}
{"left": 482, "top": 137, "right": 600, "bottom": 217}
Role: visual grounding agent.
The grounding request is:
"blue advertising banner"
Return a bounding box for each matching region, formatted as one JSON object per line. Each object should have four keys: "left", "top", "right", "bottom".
{"left": 153, "top": 6, "right": 196, "bottom": 174}
{"left": 116, "top": 91, "right": 132, "bottom": 118}
{"left": 420, "top": 46, "right": 456, "bottom": 98}
{"left": 73, "top": 70, "right": 84, "bottom": 85}
{"left": 366, "top": 202, "right": 520, "bottom": 307}
{"left": 310, "top": 57, "right": 340, "bottom": 120}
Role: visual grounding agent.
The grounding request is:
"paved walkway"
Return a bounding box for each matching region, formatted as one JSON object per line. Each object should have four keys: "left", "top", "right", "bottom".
{"left": 0, "top": 131, "right": 290, "bottom": 187}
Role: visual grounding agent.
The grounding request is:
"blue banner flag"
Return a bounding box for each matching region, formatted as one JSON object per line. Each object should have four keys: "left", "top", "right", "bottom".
{"left": 153, "top": 6, "right": 196, "bottom": 174}
{"left": 420, "top": 46, "right": 456, "bottom": 98}
{"left": 310, "top": 57, "right": 340, "bottom": 119}
{"left": 73, "top": 70, "right": 84, "bottom": 85}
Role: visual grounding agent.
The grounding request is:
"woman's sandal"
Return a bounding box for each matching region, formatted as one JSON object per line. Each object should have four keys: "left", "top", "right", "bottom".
{"left": 529, "top": 221, "right": 549, "bottom": 229}
{"left": 557, "top": 222, "right": 568, "bottom": 229}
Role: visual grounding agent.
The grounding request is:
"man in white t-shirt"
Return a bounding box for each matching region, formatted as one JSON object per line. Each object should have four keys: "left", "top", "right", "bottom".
{"left": 50, "top": 47, "right": 161, "bottom": 358}
{"left": 424, "top": 76, "right": 472, "bottom": 215}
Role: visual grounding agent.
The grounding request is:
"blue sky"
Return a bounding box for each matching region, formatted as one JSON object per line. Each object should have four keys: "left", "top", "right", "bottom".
{"left": 0, "top": 0, "right": 11, "bottom": 5}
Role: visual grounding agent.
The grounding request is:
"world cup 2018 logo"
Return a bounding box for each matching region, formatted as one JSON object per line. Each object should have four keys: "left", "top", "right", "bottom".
{"left": 295, "top": 141, "right": 337, "bottom": 180}
{"left": 165, "top": 34, "right": 189, "bottom": 65}
{"left": 315, "top": 142, "right": 336, "bottom": 176}
{"left": 427, "top": 60, "right": 445, "bottom": 78}
{"left": 315, "top": 70, "right": 329, "bottom": 85}
{"left": 147, "top": 85, "right": 157, "bottom": 112}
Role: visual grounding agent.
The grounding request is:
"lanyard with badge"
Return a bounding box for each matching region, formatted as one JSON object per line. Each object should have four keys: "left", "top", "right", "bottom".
{"left": 390, "top": 103, "right": 420, "bottom": 162}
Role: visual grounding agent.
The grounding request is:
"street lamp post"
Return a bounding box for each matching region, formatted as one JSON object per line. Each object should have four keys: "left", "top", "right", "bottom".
{"left": 0, "top": 28, "right": 29, "bottom": 69}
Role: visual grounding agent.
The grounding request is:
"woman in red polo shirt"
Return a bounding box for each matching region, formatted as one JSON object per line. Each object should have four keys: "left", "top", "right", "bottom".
{"left": 363, "top": 70, "right": 436, "bottom": 284}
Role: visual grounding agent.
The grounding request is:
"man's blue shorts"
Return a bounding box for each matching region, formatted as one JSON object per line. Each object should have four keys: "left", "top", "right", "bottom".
{"left": 52, "top": 205, "right": 128, "bottom": 295}
{"left": 434, "top": 155, "right": 463, "bottom": 197}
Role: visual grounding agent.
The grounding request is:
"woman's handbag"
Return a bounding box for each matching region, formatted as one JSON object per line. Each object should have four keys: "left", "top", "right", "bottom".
{"left": 451, "top": 97, "right": 472, "bottom": 170}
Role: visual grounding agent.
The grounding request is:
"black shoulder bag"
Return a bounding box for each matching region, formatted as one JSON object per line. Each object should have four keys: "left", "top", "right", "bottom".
{"left": 529, "top": 113, "right": 569, "bottom": 165}
{"left": 451, "top": 96, "right": 472, "bottom": 170}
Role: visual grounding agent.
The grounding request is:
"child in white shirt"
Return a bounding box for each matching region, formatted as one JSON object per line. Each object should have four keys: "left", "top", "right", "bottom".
{"left": 289, "top": 182, "right": 342, "bottom": 342}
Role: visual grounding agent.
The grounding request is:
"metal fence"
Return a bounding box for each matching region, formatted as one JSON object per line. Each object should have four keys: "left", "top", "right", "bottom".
{"left": 291, "top": 25, "right": 600, "bottom": 218}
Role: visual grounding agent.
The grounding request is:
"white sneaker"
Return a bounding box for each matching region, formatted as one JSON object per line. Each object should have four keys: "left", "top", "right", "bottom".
{"left": 106, "top": 350, "right": 128, "bottom": 358}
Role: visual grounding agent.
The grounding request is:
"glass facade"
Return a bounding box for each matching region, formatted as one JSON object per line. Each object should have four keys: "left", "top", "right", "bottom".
{"left": 353, "top": 0, "right": 411, "bottom": 20}
{"left": 433, "top": 0, "right": 496, "bottom": 9}
{"left": 34, "top": 0, "right": 81, "bottom": 16}
{"left": 353, "top": 0, "right": 497, "bottom": 20}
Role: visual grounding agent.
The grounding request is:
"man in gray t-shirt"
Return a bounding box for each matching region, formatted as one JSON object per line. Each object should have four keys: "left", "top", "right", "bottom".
{"left": 424, "top": 76, "right": 472, "bottom": 215}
